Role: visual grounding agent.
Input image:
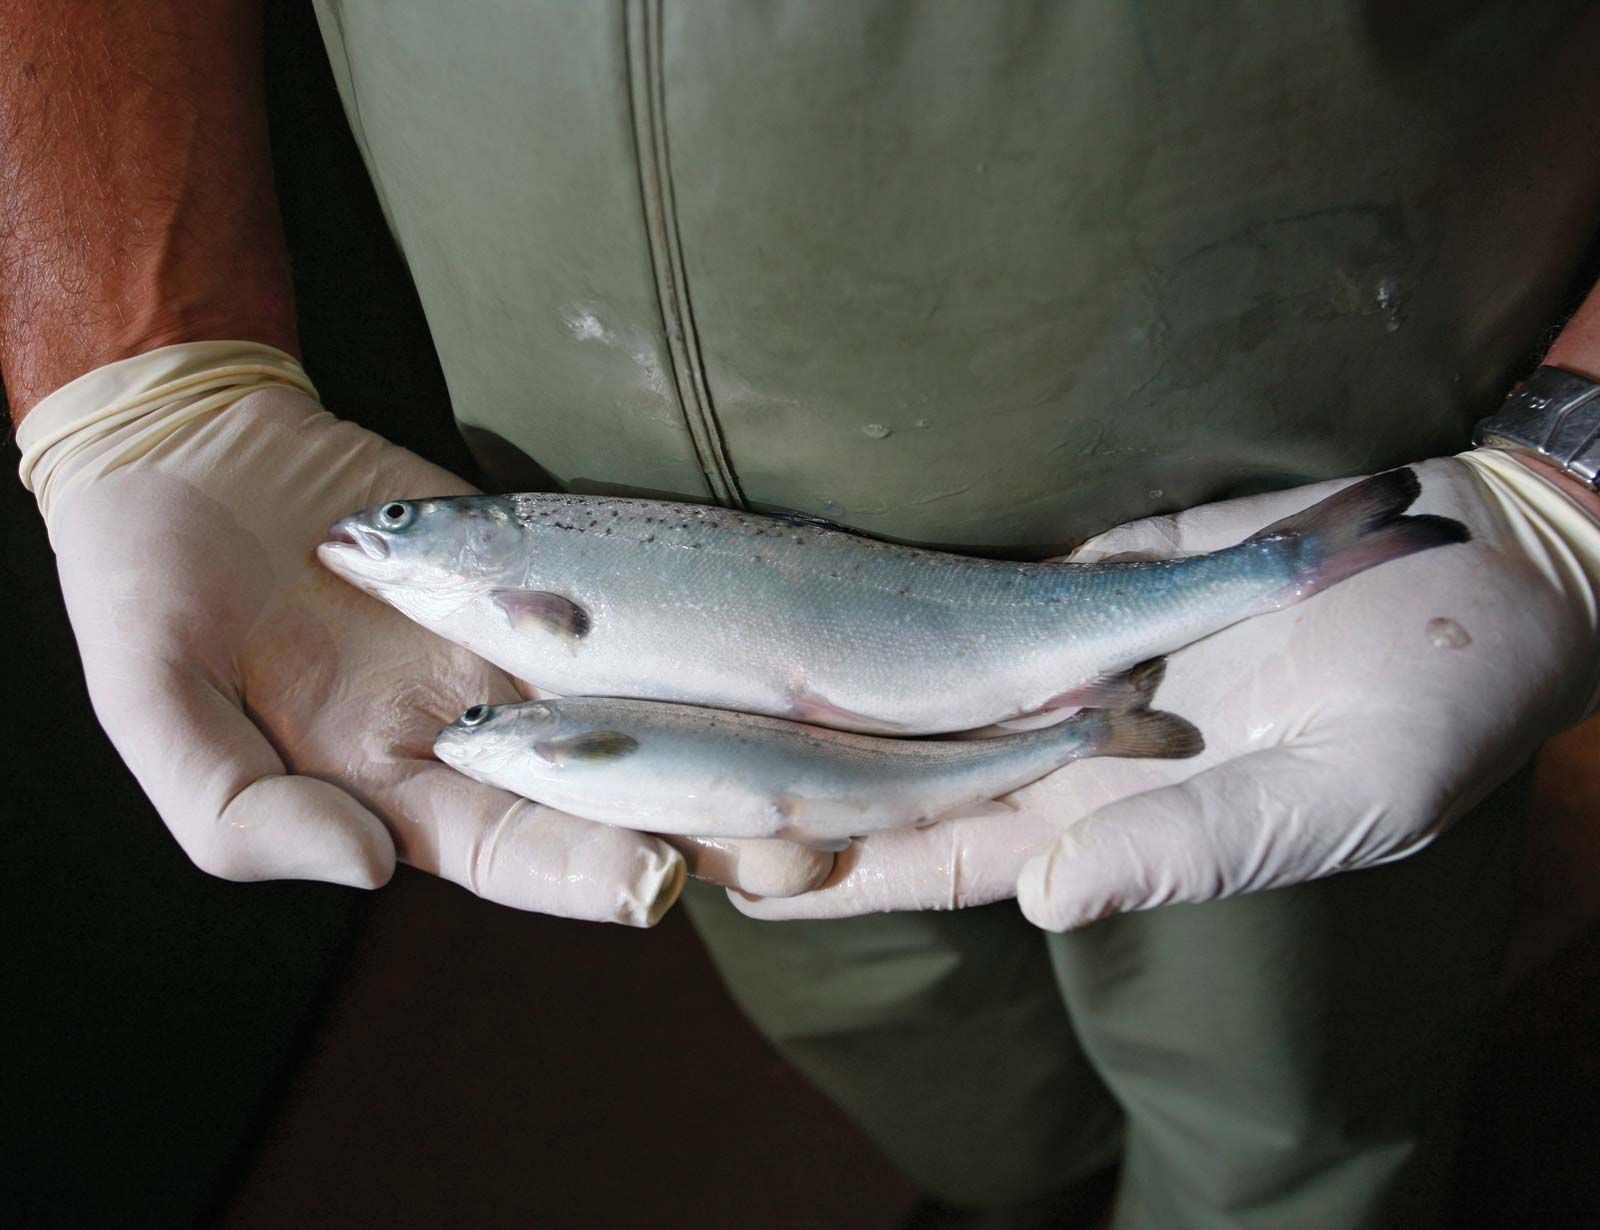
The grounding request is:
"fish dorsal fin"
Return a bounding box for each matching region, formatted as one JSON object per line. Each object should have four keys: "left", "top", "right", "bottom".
{"left": 490, "top": 589, "right": 591, "bottom": 640}
{"left": 534, "top": 731, "right": 639, "bottom": 764}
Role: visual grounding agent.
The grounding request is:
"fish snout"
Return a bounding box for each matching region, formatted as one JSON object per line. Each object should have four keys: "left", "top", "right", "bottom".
{"left": 433, "top": 723, "right": 475, "bottom": 768}
{"left": 326, "top": 514, "right": 391, "bottom": 561}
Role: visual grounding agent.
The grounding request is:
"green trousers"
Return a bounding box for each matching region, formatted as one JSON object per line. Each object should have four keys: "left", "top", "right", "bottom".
{"left": 682, "top": 768, "right": 1529, "bottom": 1230}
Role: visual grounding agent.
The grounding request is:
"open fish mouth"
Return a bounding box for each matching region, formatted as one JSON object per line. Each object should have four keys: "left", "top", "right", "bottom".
{"left": 325, "top": 518, "right": 390, "bottom": 560}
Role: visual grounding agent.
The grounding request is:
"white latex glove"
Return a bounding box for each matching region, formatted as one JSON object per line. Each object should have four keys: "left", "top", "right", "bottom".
{"left": 18, "top": 343, "right": 830, "bottom": 925}
{"left": 734, "top": 454, "right": 1600, "bottom": 929}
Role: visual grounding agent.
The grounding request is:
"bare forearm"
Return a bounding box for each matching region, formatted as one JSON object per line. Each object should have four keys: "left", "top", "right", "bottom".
{"left": 0, "top": 0, "right": 296, "bottom": 420}
{"left": 1546, "top": 278, "right": 1600, "bottom": 386}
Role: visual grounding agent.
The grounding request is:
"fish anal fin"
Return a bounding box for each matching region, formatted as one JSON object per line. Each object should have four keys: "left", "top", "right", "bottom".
{"left": 490, "top": 589, "right": 591, "bottom": 641}
{"left": 1044, "top": 656, "right": 1167, "bottom": 713}
{"left": 534, "top": 731, "right": 638, "bottom": 764}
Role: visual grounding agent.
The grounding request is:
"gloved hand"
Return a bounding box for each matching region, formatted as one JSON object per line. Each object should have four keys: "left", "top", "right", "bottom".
{"left": 733, "top": 454, "right": 1600, "bottom": 929}
{"left": 18, "top": 342, "right": 831, "bottom": 924}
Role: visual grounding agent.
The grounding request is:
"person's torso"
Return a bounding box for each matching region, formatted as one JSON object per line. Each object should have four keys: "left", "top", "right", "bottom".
{"left": 314, "top": 0, "right": 1600, "bottom": 552}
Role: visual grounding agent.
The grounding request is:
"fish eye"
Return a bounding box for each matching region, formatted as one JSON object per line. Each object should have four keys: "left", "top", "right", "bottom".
{"left": 459, "top": 704, "right": 492, "bottom": 727}
{"left": 377, "top": 501, "right": 415, "bottom": 530}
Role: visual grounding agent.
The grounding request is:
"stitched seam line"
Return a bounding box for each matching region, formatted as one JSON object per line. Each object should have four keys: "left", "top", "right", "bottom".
{"left": 624, "top": 0, "right": 746, "bottom": 507}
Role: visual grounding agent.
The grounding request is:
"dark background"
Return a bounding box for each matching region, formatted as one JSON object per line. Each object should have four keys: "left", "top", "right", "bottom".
{"left": 3, "top": 3, "right": 1597, "bottom": 1226}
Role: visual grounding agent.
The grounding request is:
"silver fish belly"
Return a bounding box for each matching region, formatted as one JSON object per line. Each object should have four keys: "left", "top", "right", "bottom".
{"left": 319, "top": 469, "right": 1466, "bottom": 734}
{"left": 432, "top": 696, "right": 1203, "bottom": 848}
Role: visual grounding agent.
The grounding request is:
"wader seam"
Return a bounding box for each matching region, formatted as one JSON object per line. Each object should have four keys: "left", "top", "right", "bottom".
{"left": 624, "top": 0, "right": 747, "bottom": 508}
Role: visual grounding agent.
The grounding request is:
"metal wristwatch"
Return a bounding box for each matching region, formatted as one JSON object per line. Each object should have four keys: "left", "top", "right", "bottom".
{"left": 1472, "top": 365, "right": 1600, "bottom": 490}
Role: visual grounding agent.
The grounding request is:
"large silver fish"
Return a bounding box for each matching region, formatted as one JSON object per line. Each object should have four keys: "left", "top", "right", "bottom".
{"left": 431, "top": 692, "right": 1203, "bottom": 848}
{"left": 320, "top": 468, "right": 1466, "bottom": 735}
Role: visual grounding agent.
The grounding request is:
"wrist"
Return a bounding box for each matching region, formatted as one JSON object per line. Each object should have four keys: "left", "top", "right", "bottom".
{"left": 16, "top": 341, "right": 318, "bottom": 537}
{"left": 1504, "top": 451, "right": 1600, "bottom": 521}
{"left": 3, "top": 310, "right": 300, "bottom": 423}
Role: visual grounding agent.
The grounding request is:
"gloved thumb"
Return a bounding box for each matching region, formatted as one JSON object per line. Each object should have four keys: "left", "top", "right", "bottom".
{"left": 666, "top": 835, "right": 835, "bottom": 898}
{"left": 198, "top": 774, "right": 398, "bottom": 887}
{"left": 371, "top": 760, "right": 688, "bottom": 926}
{"left": 1015, "top": 743, "right": 1438, "bottom": 931}
{"left": 96, "top": 660, "right": 396, "bottom": 888}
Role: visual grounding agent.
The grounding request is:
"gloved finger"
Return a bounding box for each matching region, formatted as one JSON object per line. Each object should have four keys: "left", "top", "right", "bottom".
{"left": 375, "top": 760, "right": 686, "bottom": 926}
{"left": 731, "top": 807, "right": 1065, "bottom": 920}
{"left": 1015, "top": 742, "right": 1439, "bottom": 931}
{"left": 1062, "top": 475, "right": 1364, "bottom": 564}
{"left": 94, "top": 662, "right": 396, "bottom": 888}
{"left": 665, "top": 835, "right": 835, "bottom": 897}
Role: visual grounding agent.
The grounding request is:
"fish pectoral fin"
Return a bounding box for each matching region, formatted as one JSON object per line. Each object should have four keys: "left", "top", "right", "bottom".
{"left": 533, "top": 731, "right": 639, "bottom": 764}
{"left": 773, "top": 825, "right": 853, "bottom": 853}
{"left": 490, "top": 589, "right": 591, "bottom": 641}
{"left": 1044, "top": 656, "right": 1167, "bottom": 713}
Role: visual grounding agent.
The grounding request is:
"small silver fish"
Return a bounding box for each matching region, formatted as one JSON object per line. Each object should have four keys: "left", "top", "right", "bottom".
{"left": 431, "top": 689, "right": 1203, "bottom": 849}
{"left": 320, "top": 468, "right": 1466, "bottom": 735}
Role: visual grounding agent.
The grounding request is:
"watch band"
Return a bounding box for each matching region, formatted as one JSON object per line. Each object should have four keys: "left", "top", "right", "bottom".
{"left": 1472, "top": 365, "right": 1600, "bottom": 490}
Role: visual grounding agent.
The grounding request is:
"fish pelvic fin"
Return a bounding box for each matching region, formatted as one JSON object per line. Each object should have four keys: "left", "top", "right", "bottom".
{"left": 1247, "top": 468, "right": 1470, "bottom": 608}
{"left": 1088, "top": 707, "right": 1204, "bottom": 760}
{"left": 1044, "top": 656, "right": 1167, "bottom": 713}
{"left": 788, "top": 688, "right": 902, "bottom": 733}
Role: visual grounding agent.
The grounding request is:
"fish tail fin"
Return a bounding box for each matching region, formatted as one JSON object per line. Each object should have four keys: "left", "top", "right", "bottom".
{"left": 1247, "top": 468, "right": 1469, "bottom": 607}
{"left": 1090, "top": 707, "right": 1205, "bottom": 760}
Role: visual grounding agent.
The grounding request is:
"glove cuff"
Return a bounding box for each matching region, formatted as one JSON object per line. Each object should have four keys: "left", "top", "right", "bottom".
{"left": 17, "top": 340, "right": 318, "bottom": 533}
{"left": 1459, "top": 447, "right": 1600, "bottom": 716}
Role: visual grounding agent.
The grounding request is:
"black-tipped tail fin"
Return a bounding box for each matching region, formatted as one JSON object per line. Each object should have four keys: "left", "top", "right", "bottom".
{"left": 1247, "top": 468, "right": 1469, "bottom": 606}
